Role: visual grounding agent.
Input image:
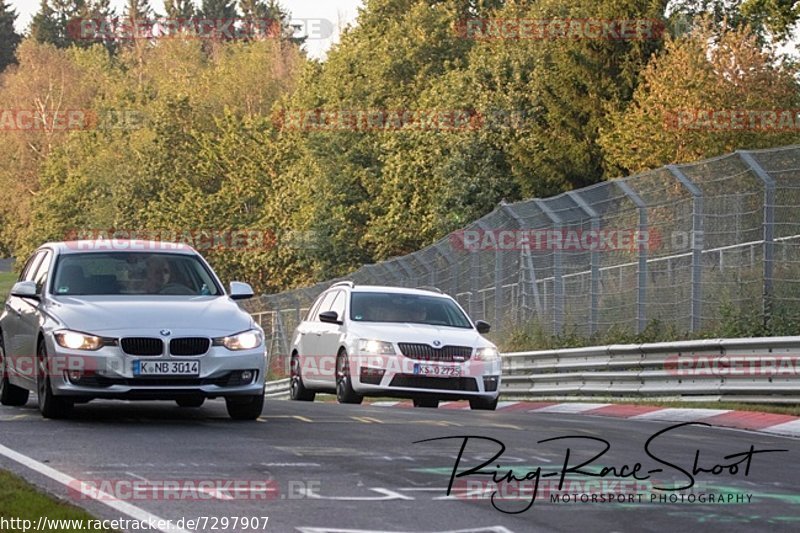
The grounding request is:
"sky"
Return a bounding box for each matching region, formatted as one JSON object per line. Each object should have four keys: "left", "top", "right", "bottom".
{"left": 9, "top": 0, "right": 365, "bottom": 59}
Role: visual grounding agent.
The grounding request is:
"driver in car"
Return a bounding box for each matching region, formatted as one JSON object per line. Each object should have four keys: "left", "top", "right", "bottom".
{"left": 143, "top": 256, "right": 171, "bottom": 293}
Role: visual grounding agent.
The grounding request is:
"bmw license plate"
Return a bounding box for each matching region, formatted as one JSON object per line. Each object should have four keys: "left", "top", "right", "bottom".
{"left": 413, "top": 363, "right": 462, "bottom": 377}
{"left": 133, "top": 360, "right": 200, "bottom": 376}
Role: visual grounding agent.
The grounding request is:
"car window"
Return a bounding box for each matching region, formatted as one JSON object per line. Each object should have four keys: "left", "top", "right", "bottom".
{"left": 306, "top": 295, "right": 325, "bottom": 321}
{"left": 314, "top": 291, "right": 338, "bottom": 320}
{"left": 20, "top": 251, "right": 44, "bottom": 282}
{"left": 32, "top": 250, "right": 53, "bottom": 294}
{"left": 350, "top": 292, "right": 472, "bottom": 329}
{"left": 51, "top": 252, "right": 223, "bottom": 296}
{"left": 329, "top": 291, "right": 346, "bottom": 321}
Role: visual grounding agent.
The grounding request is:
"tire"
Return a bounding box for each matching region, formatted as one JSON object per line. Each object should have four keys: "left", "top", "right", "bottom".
{"left": 336, "top": 351, "right": 363, "bottom": 405}
{"left": 413, "top": 398, "right": 439, "bottom": 408}
{"left": 0, "top": 333, "right": 29, "bottom": 407}
{"left": 290, "top": 353, "right": 315, "bottom": 402}
{"left": 469, "top": 396, "right": 499, "bottom": 411}
{"left": 176, "top": 397, "right": 205, "bottom": 408}
{"left": 225, "top": 394, "right": 264, "bottom": 420}
{"left": 36, "top": 340, "right": 72, "bottom": 419}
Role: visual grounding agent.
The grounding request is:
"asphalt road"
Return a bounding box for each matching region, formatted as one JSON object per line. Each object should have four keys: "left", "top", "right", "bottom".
{"left": 1, "top": 398, "right": 799, "bottom": 533}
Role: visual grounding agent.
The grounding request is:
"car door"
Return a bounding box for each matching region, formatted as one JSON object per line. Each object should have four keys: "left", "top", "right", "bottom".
{"left": 16, "top": 250, "right": 53, "bottom": 377}
{"left": 3, "top": 251, "right": 45, "bottom": 382}
{"left": 299, "top": 290, "right": 338, "bottom": 385}
{"left": 317, "top": 290, "right": 346, "bottom": 386}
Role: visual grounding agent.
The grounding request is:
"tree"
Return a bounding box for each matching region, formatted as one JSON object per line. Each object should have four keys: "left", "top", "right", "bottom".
{"left": 201, "top": 0, "right": 236, "bottom": 20}
{"left": 164, "top": 0, "right": 196, "bottom": 19}
{"left": 0, "top": 0, "right": 21, "bottom": 72}
{"left": 124, "top": 0, "right": 151, "bottom": 22}
{"left": 29, "top": 0, "right": 63, "bottom": 46}
{"left": 600, "top": 20, "right": 800, "bottom": 175}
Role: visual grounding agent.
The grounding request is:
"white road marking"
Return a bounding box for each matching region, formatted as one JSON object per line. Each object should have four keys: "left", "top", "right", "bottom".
{"left": 0, "top": 443, "right": 191, "bottom": 533}
{"left": 629, "top": 408, "right": 731, "bottom": 422}
{"left": 760, "top": 419, "right": 800, "bottom": 437}
{"left": 298, "top": 486, "right": 414, "bottom": 501}
{"left": 297, "top": 526, "right": 514, "bottom": 533}
{"left": 532, "top": 403, "right": 611, "bottom": 414}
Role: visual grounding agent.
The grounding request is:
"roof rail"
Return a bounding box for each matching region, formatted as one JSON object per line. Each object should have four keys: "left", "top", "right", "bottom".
{"left": 331, "top": 281, "right": 355, "bottom": 289}
{"left": 415, "top": 286, "right": 443, "bottom": 294}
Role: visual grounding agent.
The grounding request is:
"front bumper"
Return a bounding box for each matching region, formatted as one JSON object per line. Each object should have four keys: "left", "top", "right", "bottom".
{"left": 44, "top": 336, "right": 267, "bottom": 400}
{"left": 349, "top": 354, "right": 501, "bottom": 400}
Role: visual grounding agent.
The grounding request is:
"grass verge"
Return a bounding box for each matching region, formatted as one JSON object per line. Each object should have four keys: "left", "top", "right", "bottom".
{"left": 0, "top": 271, "right": 16, "bottom": 299}
{"left": 0, "top": 469, "right": 118, "bottom": 532}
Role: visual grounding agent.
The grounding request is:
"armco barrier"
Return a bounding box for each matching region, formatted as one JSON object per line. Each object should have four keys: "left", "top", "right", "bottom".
{"left": 501, "top": 336, "right": 800, "bottom": 403}
{"left": 263, "top": 337, "right": 800, "bottom": 403}
{"left": 264, "top": 377, "right": 290, "bottom": 399}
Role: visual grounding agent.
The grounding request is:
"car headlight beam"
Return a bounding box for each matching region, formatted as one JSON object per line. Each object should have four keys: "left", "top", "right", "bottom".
{"left": 213, "top": 330, "right": 263, "bottom": 351}
{"left": 358, "top": 339, "right": 396, "bottom": 356}
{"left": 54, "top": 330, "right": 105, "bottom": 351}
{"left": 474, "top": 347, "right": 500, "bottom": 361}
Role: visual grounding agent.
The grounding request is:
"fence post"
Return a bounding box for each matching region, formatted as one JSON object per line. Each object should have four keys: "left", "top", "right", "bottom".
{"left": 500, "top": 203, "right": 543, "bottom": 321}
{"left": 616, "top": 181, "right": 649, "bottom": 334}
{"left": 667, "top": 165, "right": 704, "bottom": 333}
{"left": 567, "top": 191, "right": 599, "bottom": 336}
{"left": 737, "top": 151, "right": 776, "bottom": 325}
{"left": 534, "top": 199, "right": 564, "bottom": 335}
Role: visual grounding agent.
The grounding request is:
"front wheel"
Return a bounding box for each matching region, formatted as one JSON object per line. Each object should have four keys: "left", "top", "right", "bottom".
{"left": 336, "top": 351, "right": 363, "bottom": 405}
{"left": 469, "top": 396, "right": 498, "bottom": 411}
{"left": 37, "top": 341, "right": 72, "bottom": 419}
{"left": 0, "top": 334, "right": 30, "bottom": 407}
{"left": 290, "top": 354, "right": 315, "bottom": 401}
{"left": 225, "top": 394, "right": 264, "bottom": 420}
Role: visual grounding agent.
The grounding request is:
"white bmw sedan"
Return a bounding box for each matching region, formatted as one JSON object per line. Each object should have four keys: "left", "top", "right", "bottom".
{"left": 290, "top": 283, "right": 501, "bottom": 410}
{"left": 0, "top": 241, "right": 268, "bottom": 419}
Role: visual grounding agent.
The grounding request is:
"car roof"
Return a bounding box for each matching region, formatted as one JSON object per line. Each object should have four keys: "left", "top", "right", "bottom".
{"left": 41, "top": 241, "right": 198, "bottom": 255}
{"left": 345, "top": 285, "right": 451, "bottom": 298}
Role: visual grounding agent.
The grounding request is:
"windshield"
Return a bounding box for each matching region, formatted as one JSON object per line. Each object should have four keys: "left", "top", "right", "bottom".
{"left": 51, "top": 252, "right": 222, "bottom": 296}
{"left": 350, "top": 292, "right": 473, "bottom": 329}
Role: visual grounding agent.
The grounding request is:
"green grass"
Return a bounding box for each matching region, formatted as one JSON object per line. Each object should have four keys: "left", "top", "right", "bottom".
{"left": 0, "top": 470, "right": 118, "bottom": 532}
{"left": 0, "top": 271, "right": 16, "bottom": 299}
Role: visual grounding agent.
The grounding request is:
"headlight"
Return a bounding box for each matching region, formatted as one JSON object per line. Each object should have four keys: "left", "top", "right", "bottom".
{"left": 213, "top": 330, "right": 263, "bottom": 351}
{"left": 54, "top": 330, "right": 104, "bottom": 351}
{"left": 474, "top": 347, "right": 500, "bottom": 361}
{"left": 358, "top": 339, "right": 396, "bottom": 355}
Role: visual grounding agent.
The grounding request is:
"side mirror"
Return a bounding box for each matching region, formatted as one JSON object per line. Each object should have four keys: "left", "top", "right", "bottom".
{"left": 10, "top": 281, "right": 38, "bottom": 299}
{"left": 229, "top": 282, "right": 254, "bottom": 301}
{"left": 319, "top": 310, "right": 342, "bottom": 324}
{"left": 475, "top": 320, "right": 491, "bottom": 334}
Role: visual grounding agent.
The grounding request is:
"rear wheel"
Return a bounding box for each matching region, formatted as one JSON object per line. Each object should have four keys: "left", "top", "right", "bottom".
{"left": 0, "top": 333, "right": 29, "bottom": 407}
{"left": 176, "top": 397, "right": 205, "bottom": 408}
{"left": 225, "top": 394, "right": 264, "bottom": 420}
{"left": 413, "top": 398, "right": 439, "bottom": 408}
{"left": 290, "top": 353, "right": 315, "bottom": 401}
{"left": 336, "top": 351, "right": 363, "bottom": 405}
{"left": 36, "top": 340, "right": 72, "bottom": 419}
{"left": 469, "top": 396, "right": 498, "bottom": 411}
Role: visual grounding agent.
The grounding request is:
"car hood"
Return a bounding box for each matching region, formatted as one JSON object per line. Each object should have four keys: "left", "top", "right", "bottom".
{"left": 346, "top": 322, "right": 492, "bottom": 349}
{"left": 46, "top": 295, "right": 253, "bottom": 335}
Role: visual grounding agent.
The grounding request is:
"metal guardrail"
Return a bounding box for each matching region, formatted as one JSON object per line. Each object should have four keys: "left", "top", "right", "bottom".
{"left": 264, "top": 377, "right": 290, "bottom": 399}
{"left": 502, "top": 336, "right": 800, "bottom": 403}
{"left": 263, "top": 337, "right": 800, "bottom": 403}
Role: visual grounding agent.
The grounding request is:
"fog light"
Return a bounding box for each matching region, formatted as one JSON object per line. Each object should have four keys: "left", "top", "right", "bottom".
{"left": 360, "top": 367, "right": 385, "bottom": 385}
{"left": 69, "top": 370, "right": 83, "bottom": 382}
{"left": 483, "top": 375, "right": 499, "bottom": 392}
{"left": 241, "top": 370, "right": 253, "bottom": 382}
